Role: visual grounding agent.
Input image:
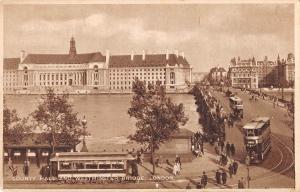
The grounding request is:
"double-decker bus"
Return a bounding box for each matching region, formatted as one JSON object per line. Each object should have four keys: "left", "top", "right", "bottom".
{"left": 229, "top": 96, "right": 243, "bottom": 118}
{"left": 50, "top": 152, "right": 135, "bottom": 179}
{"left": 242, "top": 117, "right": 271, "bottom": 163}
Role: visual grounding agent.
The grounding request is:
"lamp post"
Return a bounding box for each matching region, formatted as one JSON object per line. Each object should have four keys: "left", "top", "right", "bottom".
{"left": 81, "top": 116, "right": 88, "bottom": 152}
{"left": 245, "top": 154, "right": 251, "bottom": 188}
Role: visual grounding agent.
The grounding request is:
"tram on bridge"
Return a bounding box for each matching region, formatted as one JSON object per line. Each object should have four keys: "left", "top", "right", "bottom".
{"left": 229, "top": 96, "right": 243, "bottom": 118}
{"left": 242, "top": 117, "right": 272, "bottom": 163}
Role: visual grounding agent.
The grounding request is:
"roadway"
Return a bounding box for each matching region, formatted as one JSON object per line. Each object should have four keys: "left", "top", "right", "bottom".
{"left": 209, "top": 87, "right": 294, "bottom": 188}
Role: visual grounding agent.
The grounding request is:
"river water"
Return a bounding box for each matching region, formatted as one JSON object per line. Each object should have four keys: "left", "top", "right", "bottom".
{"left": 5, "top": 94, "right": 200, "bottom": 151}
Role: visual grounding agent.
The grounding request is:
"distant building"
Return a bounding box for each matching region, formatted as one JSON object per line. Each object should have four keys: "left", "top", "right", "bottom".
{"left": 228, "top": 54, "right": 295, "bottom": 89}
{"left": 3, "top": 37, "right": 192, "bottom": 94}
{"left": 285, "top": 53, "right": 295, "bottom": 87}
{"left": 228, "top": 57, "right": 258, "bottom": 89}
{"left": 208, "top": 66, "right": 227, "bottom": 85}
{"left": 256, "top": 56, "right": 277, "bottom": 87}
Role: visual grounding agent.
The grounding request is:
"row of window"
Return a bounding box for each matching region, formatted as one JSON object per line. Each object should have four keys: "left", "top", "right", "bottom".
{"left": 110, "top": 68, "right": 165, "bottom": 72}
{"left": 110, "top": 72, "right": 165, "bottom": 76}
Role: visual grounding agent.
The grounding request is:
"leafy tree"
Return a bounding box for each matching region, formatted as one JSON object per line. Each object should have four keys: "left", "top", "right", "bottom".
{"left": 128, "top": 79, "right": 188, "bottom": 175}
{"left": 3, "top": 98, "right": 31, "bottom": 145}
{"left": 31, "top": 88, "right": 86, "bottom": 153}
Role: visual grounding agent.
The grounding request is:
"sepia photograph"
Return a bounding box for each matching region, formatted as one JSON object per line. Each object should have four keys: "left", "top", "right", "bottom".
{"left": 1, "top": 1, "right": 298, "bottom": 190}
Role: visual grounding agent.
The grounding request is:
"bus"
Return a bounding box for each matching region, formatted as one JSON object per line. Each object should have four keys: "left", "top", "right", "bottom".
{"left": 242, "top": 117, "right": 271, "bottom": 163}
{"left": 50, "top": 152, "right": 135, "bottom": 180}
{"left": 229, "top": 96, "right": 243, "bottom": 118}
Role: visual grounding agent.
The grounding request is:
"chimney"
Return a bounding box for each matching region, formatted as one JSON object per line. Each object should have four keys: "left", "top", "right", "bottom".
{"left": 106, "top": 50, "right": 110, "bottom": 64}
{"left": 131, "top": 51, "right": 134, "bottom": 61}
{"left": 20, "top": 50, "right": 26, "bottom": 63}
{"left": 166, "top": 49, "right": 169, "bottom": 60}
{"left": 142, "top": 50, "right": 146, "bottom": 61}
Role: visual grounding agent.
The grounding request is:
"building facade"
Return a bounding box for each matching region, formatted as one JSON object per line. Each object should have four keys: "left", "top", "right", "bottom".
{"left": 228, "top": 54, "right": 295, "bottom": 89}
{"left": 228, "top": 57, "right": 258, "bottom": 89}
{"left": 3, "top": 37, "right": 192, "bottom": 94}
{"left": 208, "top": 66, "right": 227, "bottom": 85}
{"left": 256, "top": 56, "right": 277, "bottom": 87}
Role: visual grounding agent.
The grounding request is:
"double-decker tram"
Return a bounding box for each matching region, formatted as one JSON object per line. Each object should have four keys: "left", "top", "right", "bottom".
{"left": 50, "top": 152, "right": 135, "bottom": 180}
{"left": 242, "top": 117, "right": 271, "bottom": 163}
{"left": 229, "top": 96, "right": 243, "bottom": 118}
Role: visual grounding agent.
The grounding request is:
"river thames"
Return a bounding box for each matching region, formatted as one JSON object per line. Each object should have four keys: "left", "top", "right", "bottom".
{"left": 5, "top": 94, "right": 200, "bottom": 152}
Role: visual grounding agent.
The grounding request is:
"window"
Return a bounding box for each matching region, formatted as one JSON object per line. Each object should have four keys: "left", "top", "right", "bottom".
{"left": 99, "top": 163, "right": 111, "bottom": 169}
{"left": 74, "top": 163, "right": 85, "bottom": 169}
{"left": 60, "top": 162, "right": 72, "bottom": 170}
{"left": 85, "top": 163, "right": 98, "bottom": 169}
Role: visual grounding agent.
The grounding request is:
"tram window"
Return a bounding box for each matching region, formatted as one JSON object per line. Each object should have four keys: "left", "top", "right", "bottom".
{"left": 99, "top": 164, "right": 111, "bottom": 169}
{"left": 60, "top": 162, "right": 72, "bottom": 169}
{"left": 74, "top": 162, "right": 85, "bottom": 169}
{"left": 85, "top": 163, "right": 98, "bottom": 169}
{"left": 112, "top": 161, "right": 124, "bottom": 169}
{"left": 246, "top": 129, "right": 255, "bottom": 136}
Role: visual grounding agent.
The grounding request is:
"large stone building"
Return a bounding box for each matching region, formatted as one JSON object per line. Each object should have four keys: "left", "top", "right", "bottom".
{"left": 228, "top": 54, "right": 295, "bottom": 89}
{"left": 3, "top": 37, "right": 192, "bottom": 94}
{"left": 256, "top": 56, "right": 277, "bottom": 87}
{"left": 228, "top": 57, "right": 258, "bottom": 89}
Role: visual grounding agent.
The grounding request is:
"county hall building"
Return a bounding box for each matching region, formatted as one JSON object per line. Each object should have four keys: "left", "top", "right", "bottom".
{"left": 3, "top": 37, "right": 192, "bottom": 94}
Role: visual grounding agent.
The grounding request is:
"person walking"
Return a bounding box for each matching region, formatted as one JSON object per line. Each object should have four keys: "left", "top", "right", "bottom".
{"left": 230, "top": 144, "right": 236, "bottom": 157}
{"left": 215, "top": 170, "right": 221, "bottom": 184}
{"left": 23, "top": 159, "right": 30, "bottom": 177}
{"left": 233, "top": 160, "right": 239, "bottom": 175}
{"left": 238, "top": 180, "right": 244, "bottom": 188}
{"left": 201, "top": 171, "right": 208, "bottom": 188}
{"left": 226, "top": 142, "right": 231, "bottom": 157}
{"left": 228, "top": 164, "right": 233, "bottom": 178}
{"left": 221, "top": 170, "right": 227, "bottom": 185}
{"left": 240, "top": 177, "right": 246, "bottom": 188}
{"left": 220, "top": 141, "right": 224, "bottom": 152}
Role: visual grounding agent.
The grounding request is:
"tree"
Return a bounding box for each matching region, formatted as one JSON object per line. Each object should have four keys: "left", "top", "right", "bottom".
{"left": 128, "top": 79, "right": 188, "bottom": 175}
{"left": 31, "top": 88, "right": 86, "bottom": 154}
{"left": 3, "top": 98, "right": 31, "bottom": 145}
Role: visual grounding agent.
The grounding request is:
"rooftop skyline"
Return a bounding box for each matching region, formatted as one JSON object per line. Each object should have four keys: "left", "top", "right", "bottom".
{"left": 4, "top": 4, "right": 294, "bottom": 72}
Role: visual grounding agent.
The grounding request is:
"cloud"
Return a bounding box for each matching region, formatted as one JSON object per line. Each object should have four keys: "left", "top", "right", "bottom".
{"left": 20, "top": 13, "right": 197, "bottom": 48}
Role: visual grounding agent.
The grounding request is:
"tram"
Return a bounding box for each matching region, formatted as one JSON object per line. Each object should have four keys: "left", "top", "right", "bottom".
{"left": 49, "top": 152, "right": 135, "bottom": 179}
{"left": 229, "top": 96, "right": 243, "bottom": 118}
{"left": 242, "top": 117, "right": 271, "bottom": 163}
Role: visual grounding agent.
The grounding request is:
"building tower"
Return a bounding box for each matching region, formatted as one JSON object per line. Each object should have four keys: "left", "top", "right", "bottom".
{"left": 69, "top": 36, "right": 77, "bottom": 57}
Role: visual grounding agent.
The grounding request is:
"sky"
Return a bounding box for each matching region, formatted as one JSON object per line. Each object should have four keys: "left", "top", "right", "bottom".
{"left": 3, "top": 4, "right": 294, "bottom": 72}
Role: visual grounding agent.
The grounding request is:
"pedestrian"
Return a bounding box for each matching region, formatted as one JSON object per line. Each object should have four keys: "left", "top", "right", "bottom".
{"left": 220, "top": 141, "right": 224, "bottom": 152}
{"left": 175, "top": 155, "right": 182, "bottom": 168}
{"left": 273, "top": 101, "right": 276, "bottom": 108}
{"left": 230, "top": 144, "right": 236, "bottom": 156}
{"left": 226, "top": 142, "right": 231, "bottom": 157}
{"left": 215, "top": 145, "right": 220, "bottom": 155}
{"left": 240, "top": 177, "right": 246, "bottom": 188}
{"left": 228, "top": 164, "right": 233, "bottom": 178}
{"left": 215, "top": 170, "right": 221, "bottom": 184}
{"left": 23, "top": 159, "right": 30, "bottom": 177}
{"left": 238, "top": 180, "right": 243, "bottom": 188}
{"left": 232, "top": 160, "right": 239, "bottom": 175}
{"left": 201, "top": 171, "right": 208, "bottom": 188}
{"left": 221, "top": 170, "right": 227, "bottom": 185}
{"left": 173, "top": 163, "right": 177, "bottom": 176}
{"left": 200, "top": 144, "right": 204, "bottom": 156}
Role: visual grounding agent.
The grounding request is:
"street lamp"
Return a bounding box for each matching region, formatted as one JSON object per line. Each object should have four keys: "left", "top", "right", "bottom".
{"left": 245, "top": 154, "right": 251, "bottom": 188}
{"left": 81, "top": 116, "right": 88, "bottom": 152}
